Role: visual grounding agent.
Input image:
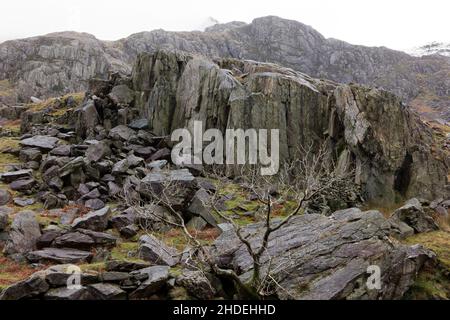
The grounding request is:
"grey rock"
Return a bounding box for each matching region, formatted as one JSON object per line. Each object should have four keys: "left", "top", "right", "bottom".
{"left": 30, "top": 97, "right": 42, "bottom": 104}
{"left": 139, "top": 235, "right": 179, "bottom": 267}
{"left": 71, "top": 206, "right": 111, "bottom": 231}
{"left": 86, "top": 141, "right": 111, "bottom": 162}
{"left": 4, "top": 211, "right": 41, "bottom": 257}
{"left": 0, "top": 105, "right": 26, "bottom": 120}
{"left": 390, "top": 198, "right": 439, "bottom": 233}
{"left": 50, "top": 145, "right": 72, "bottom": 157}
{"left": 77, "top": 229, "right": 117, "bottom": 247}
{"left": 128, "top": 118, "right": 149, "bottom": 130}
{"left": 85, "top": 198, "right": 105, "bottom": 211}
{"left": 139, "top": 169, "right": 195, "bottom": 194}
{"left": 0, "top": 210, "right": 8, "bottom": 231}
{"left": 75, "top": 99, "right": 100, "bottom": 139}
{"left": 132, "top": 50, "right": 447, "bottom": 202}
{"left": 44, "top": 264, "right": 98, "bottom": 287}
{"left": 187, "top": 188, "right": 218, "bottom": 227}
{"left": 149, "top": 148, "right": 171, "bottom": 161}
{"left": 47, "top": 176, "right": 64, "bottom": 191}
{"left": 0, "top": 188, "right": 11, "bottom": 205}
{"left": 147, "top": 160, "right": 168, "bottom": 171}
{"left": 100, "top": 272, "right": 130, "bottom": 283}
{"left": 108, "top": 85, "right": 134, "bottom": 106}
{"left": 44, "top": 287, "right": 92, "bottom": 300}
{"left": 132, "top": 146, "right": 155, "bottom": 158}
{"left": 27, "top": 248, "right": 93, "bottom": 264}
{"left": 19, "top": 148, "right": 42, "bottom": 163}
{"left": 110, "top": 213, "right": 136, "bottom": 230}
{"left": 135, "top": 204, "right": 175, "bottom": 232}
{"left": 129, "top": 266, "right": 170, "bottom": 298}
{"left": 36, "top": 231, "right": 63, "bottom": 249}
{"left": 9, "top": 178, "right": 36, "bottom": 191}
{"left": 88, "top": 283, "right": 127, "bottom": 300}
{"left": 0, "top": 169, "right": 33, "bottom": 183}
{"left": 13, "top": 198, "right": 35, "bottom": 207}
{"left": 54, "top": 232, "right": 95, "bottom": 250}
{"left": 0, "top": 273, "right": 49, "bottom": 300}
{"left": 20, "top": 135, "right": 60, "bottom": 151}
{"left": 112, "top": 159, "right": 129, "bottom": 175}
{"left": 106, "top": 260, "right": 151, "bottom": 273}
{"left": 108, "top": 181, "right": 121, "bottom": 197}
{"left": 109, "top": 125, "right": 135, "bottom": 141}
{"left": 186, "top": 216, "right": 208, "bottom": 231}
{"left": 58, "top": 156, "right": 85, "bottom": 177}
{"left": 176, "top": 270, "right": 216, "bottom": 300}
{"left": 126, "top": 154, "right": 144, "bottom": 167}
{"left": 81, "top": 188, "right": 101, "bottom": 200}
{"left": 119, "top": 224, "right": 139, "bottom": 239}
{"left": 212, "top": 209, "right": 436, "bottom": 300}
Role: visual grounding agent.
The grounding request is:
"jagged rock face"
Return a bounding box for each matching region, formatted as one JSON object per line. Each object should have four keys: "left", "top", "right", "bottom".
{"left": 130, "top": 51, "right": 447, "bottom": 202}
{"left": 0, "top": 32, "right": 129, "bottom": 102}
{"left": 1, "top": 16, "right": 449, "bottom": 120}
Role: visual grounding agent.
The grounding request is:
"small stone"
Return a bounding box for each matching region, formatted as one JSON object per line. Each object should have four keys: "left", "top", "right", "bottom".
{"left": 13, "top": 198, "right": 35, "bottom": 207}
{"left": 54, "top": 232, "right": 95, "bottom": 250}
{"left": 130, "top": 266, "right": 170, "bottom": 299}
{"left": 88, "top": 283, "right": 127, "bottom": 300}
{"left": 128, "top": 119, "right": 149, "bottom": 130}
{"left": 0, "top": 169, "right": 33, "bottom": 183}
{"left": 119, "top": 225, "right": 139, "bottom": 239}
{"left": 4, "top": 211, "right": 41, "bottom": 257}
{"left": 9, "top": 178, "right": 36, "bottom": 191}
{"left": 19, "top": 148, "right": 42, "bottom": 163}
{"left": 27, "top": 248, "right": 93, "bottom": 264}
{"left": 149, "top": 148, "right": 171, "bottom": 161}
{"left": 50, "top": 145, "right": 72, "bottom": 157}
{"left": 86, "top": 141, "right": 111, "bottom": 162}
{"left": 44, "top": 287, "right": 92, "bottom": 300}
{"left": 101, "top": 272, "right": 130, "bottom": 283}
{"left": 71, "top": 206, "right": 111, "bottom": 231}
{"left": 0, "top": 189, "right": 12, "bottom": 205}
{"left": 0, "top": 210, "right": 8, "bottom": 231}
{"left": 85, "top": 198, "right": 105, "bottom": 211}
{"left": 20, "top": 135, "right": 60, "bottom": 151}
{"left": 109, "top": 125, "right": 135, "bottom": 141}
{"left": 108, "top": 85, "right": 135, "bottom": 106}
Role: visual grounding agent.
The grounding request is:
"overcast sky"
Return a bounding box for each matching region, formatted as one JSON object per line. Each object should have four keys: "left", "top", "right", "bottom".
{"left": 1, "top": 0, "right": 448, "bottom": 50}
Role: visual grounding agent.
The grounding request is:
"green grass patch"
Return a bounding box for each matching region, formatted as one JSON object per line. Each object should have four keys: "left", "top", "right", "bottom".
{"left": 110, "top": 241, "right": 145, "bottom": 264}
{"left": 403, "top": 231, "right": 450, "bottom": 269}
{"left": 403, "top": 231, "right": 450, "bottom": 299}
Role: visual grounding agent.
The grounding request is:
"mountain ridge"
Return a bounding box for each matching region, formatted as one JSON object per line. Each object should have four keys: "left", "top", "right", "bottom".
{"left": 0, "top": 15, "right": 449, "bottom": 120}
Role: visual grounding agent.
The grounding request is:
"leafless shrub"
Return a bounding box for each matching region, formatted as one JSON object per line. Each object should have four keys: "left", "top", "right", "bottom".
{"left": 120, "top": 143, "right": 359, "bottom": 299}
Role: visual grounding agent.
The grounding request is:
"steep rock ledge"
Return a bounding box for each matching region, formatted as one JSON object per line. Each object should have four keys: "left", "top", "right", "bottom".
{"left": 127, "top": 51, "right": 448, "bottom": 202}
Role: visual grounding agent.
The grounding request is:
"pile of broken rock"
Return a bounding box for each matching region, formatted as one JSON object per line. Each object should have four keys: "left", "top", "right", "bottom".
{"left": 0, "top": 72, "right": 448, "bottom": 300}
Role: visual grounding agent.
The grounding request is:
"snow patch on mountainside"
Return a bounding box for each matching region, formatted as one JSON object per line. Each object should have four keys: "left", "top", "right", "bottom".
{"left": 407, "top": 41, "right": 450, "bottom": 57}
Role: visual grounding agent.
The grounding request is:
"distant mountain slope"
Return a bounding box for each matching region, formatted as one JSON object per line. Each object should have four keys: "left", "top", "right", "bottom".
{"left": 0, "top": 16, "right": 449, "bottom": 120}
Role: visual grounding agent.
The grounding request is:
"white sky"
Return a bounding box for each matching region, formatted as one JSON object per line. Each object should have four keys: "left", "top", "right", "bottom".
{"left": 1, "top": 0, "right": 449, "bottom": 50}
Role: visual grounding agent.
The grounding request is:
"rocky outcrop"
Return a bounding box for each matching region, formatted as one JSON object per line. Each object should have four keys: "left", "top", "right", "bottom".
{"left": 211, "top": 208, "right": 437, "bottom": 300}
{"left": 0, "top": 32, "right": 129, "bottom": 103}
{"left": 127, "top": 50, "right": 448, "bottom": 202}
